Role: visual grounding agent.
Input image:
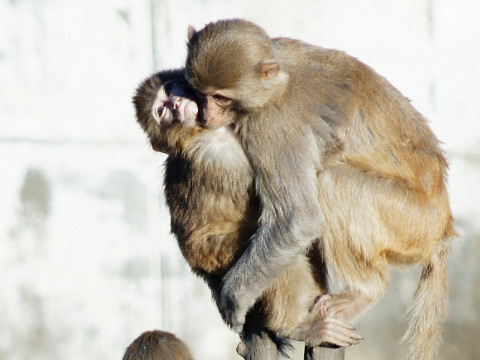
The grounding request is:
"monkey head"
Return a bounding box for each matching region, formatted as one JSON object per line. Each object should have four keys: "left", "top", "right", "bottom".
{"left": 133, "top": 70, "right": 202, "bottom": 155}
{"left": 122, "top": 330, "right": 194, "bottom": 360}
{"left": 186, "top": 19, "right": 289, "bottom": 129}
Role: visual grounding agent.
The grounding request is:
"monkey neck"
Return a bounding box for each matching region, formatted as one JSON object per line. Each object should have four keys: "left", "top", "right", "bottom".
{"left": 182, "top": 127, "right": 252, "bottom": 177}
{"left": 164, "top": 127, "right": 254, "bottom": 216}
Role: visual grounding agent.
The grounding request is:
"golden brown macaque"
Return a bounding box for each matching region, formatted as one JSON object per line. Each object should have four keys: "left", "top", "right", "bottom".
{"left": 186, "top": 19, "right": 456, "bottom": 360}
{"left": 133, "top": 70, "right": 363, "bottom": 349}
{"left": 122, "top": 330, "right": 194, "bottom": 360}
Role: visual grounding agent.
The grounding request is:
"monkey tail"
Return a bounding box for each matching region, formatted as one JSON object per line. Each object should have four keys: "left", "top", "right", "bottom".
{"left": 401, "top": 236, "right": 452, "bottom": 360}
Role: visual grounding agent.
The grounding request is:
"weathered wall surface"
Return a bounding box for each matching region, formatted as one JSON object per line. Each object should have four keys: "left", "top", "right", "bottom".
{"left": 1, "top": 0, "right": 479, "bottom": 359}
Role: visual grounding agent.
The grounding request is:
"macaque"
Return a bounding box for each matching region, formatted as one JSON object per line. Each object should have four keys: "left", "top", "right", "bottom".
{"left": 122, "top": 330, "right": 194, "bottom": 360}
{"left": 133, "top": 70, "right": 363, "bottom": 351}
{"left": 185, "top": 19, "right": 456, "bottom": 360}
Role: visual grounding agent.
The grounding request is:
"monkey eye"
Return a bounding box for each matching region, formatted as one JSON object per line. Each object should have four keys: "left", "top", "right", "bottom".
{"left": 156, "top": 105, "right": 165, "bottom": 117}
{"left": 213, "top": 94, "right": 233, "bottom": 106}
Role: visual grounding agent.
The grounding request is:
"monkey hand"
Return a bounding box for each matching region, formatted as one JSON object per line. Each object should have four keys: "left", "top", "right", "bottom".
{"left": 300, "top": 294, "right": 364, "bottom": 347}
{"left": 323, "top": 292, "right": 367, "bottom": 323}
{"left": 219, "top": 275, "right": 256, "bottom": 333}
{"left": 218, "top": 287, "right": 249, "bottom": 333}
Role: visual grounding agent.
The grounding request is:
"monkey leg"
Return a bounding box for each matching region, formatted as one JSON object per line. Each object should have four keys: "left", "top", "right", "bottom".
{"left": 317, "top": 161, "right": 448, "bottom": 324}
{"left": 318, "top": 161, "right": 451, "bottom": 272}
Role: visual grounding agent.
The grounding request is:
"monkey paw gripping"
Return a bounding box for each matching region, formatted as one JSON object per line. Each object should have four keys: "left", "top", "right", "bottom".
{"left": 303, "top": 295, "right": 364, "bottom": 347}
{"left": 219, "top": 288, "right": 250, "bottom": 333}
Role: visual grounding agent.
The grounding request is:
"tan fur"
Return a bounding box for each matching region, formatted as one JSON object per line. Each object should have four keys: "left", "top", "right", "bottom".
{"left": 186, "top": 19, "right": 456, "bottom": 359}
{"left": 122, "top": 330, "right": 194, "bottom": 360}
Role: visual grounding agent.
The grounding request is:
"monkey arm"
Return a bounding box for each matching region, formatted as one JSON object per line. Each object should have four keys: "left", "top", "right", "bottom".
{"left": 220, "top": 121, "right": 324, "bottom": 331}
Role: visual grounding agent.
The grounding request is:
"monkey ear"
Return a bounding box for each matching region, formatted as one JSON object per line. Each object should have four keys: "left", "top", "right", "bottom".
{"left": 187, "top": 26, "right": 196, "bottom": 41}
{"left": 260, "top": 62, "right": 280, "bottom": 80}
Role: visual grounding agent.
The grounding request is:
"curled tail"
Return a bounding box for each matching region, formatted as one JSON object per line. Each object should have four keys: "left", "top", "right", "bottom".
{"left": 401, "top": 236, "right": 453, "bottom": 360}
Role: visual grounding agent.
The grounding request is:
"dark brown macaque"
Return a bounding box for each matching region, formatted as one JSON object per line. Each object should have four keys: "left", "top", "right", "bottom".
{"left": 185, "top": 19, "right": 456, "bottom": 360}
{"left": 122, "top": 330, "right": 194, "bottom": 360}
{"left": 133, "top": 70, "right": 362, "bottom": 350}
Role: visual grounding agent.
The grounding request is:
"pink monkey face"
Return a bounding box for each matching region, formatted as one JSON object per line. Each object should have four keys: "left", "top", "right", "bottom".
{"left": 151, "top": 81, "right": 199, "bottom": 128}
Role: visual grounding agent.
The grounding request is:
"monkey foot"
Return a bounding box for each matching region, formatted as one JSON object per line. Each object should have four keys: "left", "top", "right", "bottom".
{"left": 302, "top": 294, "right": 364, "bottom": 347}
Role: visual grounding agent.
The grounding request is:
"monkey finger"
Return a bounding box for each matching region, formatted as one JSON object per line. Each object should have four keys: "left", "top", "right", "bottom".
{"left": 331, "top": 325, "right": 364, "bottom": 342}
{"left": 323, "top": 331, "right": 363, "bottom": 347}
{"left": 320, "top": 324, "right": 363, "bottom": 347}
{"left": 318, "top": 304, "right": 327, "bottom": 317}
{"left": 311, "top": 294, "right": 332, "bottom": 314}
{"left": 311, "top": 300, "right": 328, "bottom": 317}
{"left": 323, "top": 317, "right": 357, "bottom": 331}
{"left": 324, "top": 297, "right": 355, "bottom": 318}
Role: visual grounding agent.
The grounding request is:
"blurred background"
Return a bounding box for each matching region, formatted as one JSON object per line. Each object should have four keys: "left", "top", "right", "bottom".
{"left": 1, "top": 0, "right": 479, "bottom": 359}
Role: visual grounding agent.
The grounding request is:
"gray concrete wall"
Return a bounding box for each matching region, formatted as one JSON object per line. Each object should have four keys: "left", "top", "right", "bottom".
{"left": 1, "top": 0, "right": 479, "bottom": 359}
